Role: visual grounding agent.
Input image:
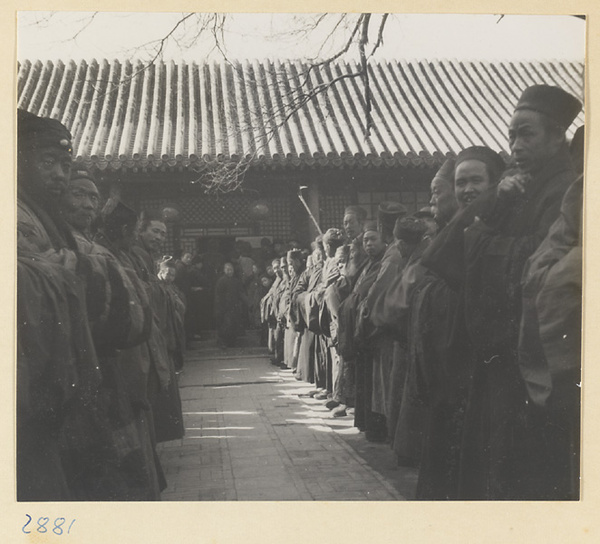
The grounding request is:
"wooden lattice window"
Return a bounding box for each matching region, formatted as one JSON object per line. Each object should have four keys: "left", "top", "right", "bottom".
{"left": 257, "top": 196, "right": 291, "bottom": 241}
{"left": 320, "top": 193, "right": 353, "bottom": 231}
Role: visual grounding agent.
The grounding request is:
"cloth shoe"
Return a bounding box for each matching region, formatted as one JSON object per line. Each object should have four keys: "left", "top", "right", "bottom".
{"left": 325, "top": 399, "right": 340, "bottom": 410}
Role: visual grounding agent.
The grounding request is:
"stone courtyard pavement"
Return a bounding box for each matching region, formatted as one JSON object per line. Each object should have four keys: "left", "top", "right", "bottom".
{"left": 157, "top": 334, "right": 418, "bottom": 501}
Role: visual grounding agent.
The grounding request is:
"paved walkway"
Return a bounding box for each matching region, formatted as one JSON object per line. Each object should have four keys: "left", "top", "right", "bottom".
{"left": 157, "top": 335, "right": 418, "bottom": 501}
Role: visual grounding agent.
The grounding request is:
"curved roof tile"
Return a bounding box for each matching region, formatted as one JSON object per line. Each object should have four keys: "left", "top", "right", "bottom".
{"left": 16, "top": 58, "right": 584, "bottom": 172}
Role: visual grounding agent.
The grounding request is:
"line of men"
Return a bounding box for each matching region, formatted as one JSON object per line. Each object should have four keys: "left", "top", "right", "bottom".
{"left": 17, "top": 109, "right": 185, "bottom": 501}
{"left": 260, "top": 85, "right": 583, "bottom": 500}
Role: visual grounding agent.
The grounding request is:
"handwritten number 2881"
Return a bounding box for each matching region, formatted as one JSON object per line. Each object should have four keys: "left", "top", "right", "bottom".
{"left": 22, "top": 514, "right": 76, "bottom": 535}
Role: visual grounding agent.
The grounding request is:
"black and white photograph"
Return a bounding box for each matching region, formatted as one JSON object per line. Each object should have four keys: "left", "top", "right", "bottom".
{"left": 12, "top": 4, "right": 591, "bottom": 529}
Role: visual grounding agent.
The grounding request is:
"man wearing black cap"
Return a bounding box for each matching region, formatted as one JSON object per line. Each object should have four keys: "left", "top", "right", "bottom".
{"left": 16, "top": 110, "right": 103, "bottom": 500}
{"left": 60, "top": 174, "right": 167, "bottom": 500}
{"left": 455, "top": 85, "right": 582, "bottom": 500}
{"left": 517, "top": 126, "right": 585, "bottom": 501}
{"left": 453, "top": 146, "right": 506, "bottom": 211}
{"left": 421, "top": 145, "right": 506, "bottom": 290}
{"left": 409, "top": 146, "right": 504, "bottom": 499}
{"left": 17, "top": 109, "right": 76, "bottom": 255}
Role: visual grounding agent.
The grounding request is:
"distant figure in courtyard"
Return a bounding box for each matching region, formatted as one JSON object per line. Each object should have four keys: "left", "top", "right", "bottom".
{"left": 214, "top": 262, "right": 247, "bottom": 347}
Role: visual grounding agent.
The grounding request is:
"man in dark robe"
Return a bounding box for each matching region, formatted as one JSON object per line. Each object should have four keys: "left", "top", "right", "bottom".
{"left": 283, "top": 250, "right": 306, "bottom": 371}
{"left": 342, "top": 205, "right": 369, "bottom": 286}
{"left": 159, "top": 260, "right": 186, "bottom": 372}
{"left": 215, "top": 262, "right": 247, "bottom": 347}
{"left": 129, "top": 211, "right": 185, "bottom": 447}
{"left": 369, "top": 161, "right": 454, "bottom": 465}
{"left": 94, "top": 200, "right": 164, "bottom": 499}
{"left": 274, "top": 256, "right": 291, "bottom": 365}
{"left": 434, "top": 85, "right": 581, "bottom": 499}
{"left": 146, "top": 257, "right": 185, "bottom": 445}
{"left": 310, "top": 228, "right": 345, "bottom": 397}
{"left": 337, "top": 222, "right": 385, "bottom": 435}
{"left": 16, "top": 109, "right": 102, "bottom": 500}
{"left": 321, "top": 244, "right": 352, "bottom": 414}
{"left": 59, "top": 168, "right": 160, "bottom": 500}
{"left": 360, "top": 202, "right": 407, "bottom": 426}
{"left": 261, "top": 258, "right": 283, "bottom": 359}
{"left": 291, "top": 240, "right": 325, "bottom": 384}
{"left": 417, "top": 146, "right": 505, "bottom": 499}
{"left": 516, "top": 126, "right": 584, "bottom": 500}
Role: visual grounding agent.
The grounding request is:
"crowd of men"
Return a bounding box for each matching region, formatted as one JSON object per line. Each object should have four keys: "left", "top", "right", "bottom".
{"left": 17, "top": 109, "right": 185, "bottom": 500}
{"left": 17, "top": 82, "right": 583, "bottom": 501}
{"left": 260, "top": 85, "right": 583, "bottom": 500}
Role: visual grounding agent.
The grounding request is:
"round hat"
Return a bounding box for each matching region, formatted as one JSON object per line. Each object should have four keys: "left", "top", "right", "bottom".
{"left": 394, "top": 216, "right": 428, "bottom": 245}
{"left": 18, "top": 108, "right": 72, "bottom": 153}
{"left": 377, "top": 201, "right": 408, "bottom": 231}
{"left": 515, "top": 85, "right": 582, "bottom": 129}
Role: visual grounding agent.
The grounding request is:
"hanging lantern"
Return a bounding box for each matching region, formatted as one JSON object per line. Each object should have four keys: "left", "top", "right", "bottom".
{"left": 250, "top": 201, "right": 270, "bottom": 220}
{"left": 162, "top": 203, "right": 180, "bottom": 222}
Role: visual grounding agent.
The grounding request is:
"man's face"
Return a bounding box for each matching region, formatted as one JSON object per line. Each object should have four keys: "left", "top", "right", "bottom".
{"left": 509, "top": 109, "right": 563, "bottom": 174}
{"left": 139, "top": 220, "right": 167, "bottom": 254}
{"left": 454, "top": 159, "right": 493, "bottom": 210}
{"left": 182, "top": 253, "right": 192, "bottom": 265}
{"left": 430, "top": 176, "right": 457, "bottom": 224}
{"left": 343, "top": 213, "right": 362, "bottom": 240}
{"left": 363, "top": 230, "right": 385, "bottom": 258}
{"left": 272, "top": 260, "right": 281, "bottom": 276}
{"left": 22, "top": 145, "right": 72, "bottom": 202}
{"left": 61, "top": 178, "right": 99, "bottom": 231}
{"left": 312, "top": 247, "right": 324, "bottom": 265}
{"left": 224, "top": 264, "right": 234, "bottom": 277}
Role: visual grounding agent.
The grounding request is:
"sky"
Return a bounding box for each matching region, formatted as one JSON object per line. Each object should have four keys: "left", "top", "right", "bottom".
{"left": 17, "top": 12, "right": 585, "bottom": 63}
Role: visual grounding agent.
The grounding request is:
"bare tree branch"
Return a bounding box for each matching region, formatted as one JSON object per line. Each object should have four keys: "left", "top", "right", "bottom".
{"left": 368, "top": 13, "right": 389, "bottom": 57}
{"left": 312, "top": 14, "right": 350, "bottom": 59}
{"left": 24, "top": 12, "right": 396, "bottom": 192}
{"left": 309, "top": 15, "right": 364, "bottom": 70}
{"left": 66, "top": 12, "right": 99, "bottom": 42}
{"left": 359, "top": 14, "right": 372, "bottom": 136}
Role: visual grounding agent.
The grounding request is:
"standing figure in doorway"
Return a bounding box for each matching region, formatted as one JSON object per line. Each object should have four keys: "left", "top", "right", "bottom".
{"left": 214, "top": 262, "right": 247, "bottom": 348}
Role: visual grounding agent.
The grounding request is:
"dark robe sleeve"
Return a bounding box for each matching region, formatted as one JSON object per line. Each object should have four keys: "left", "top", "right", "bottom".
{"left": 518, "top": 177, "right": 583, "bottom": 405}
{"left": 421, "top": 187, "right": 497, "bottom": 290}
{"left": 462, "top": 180, "right": 570, "bottom": 358}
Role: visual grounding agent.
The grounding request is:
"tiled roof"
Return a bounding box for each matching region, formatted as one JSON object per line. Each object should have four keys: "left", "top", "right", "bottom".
{"left": 17, "top": 58, "right": 584, "bottom": 172}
